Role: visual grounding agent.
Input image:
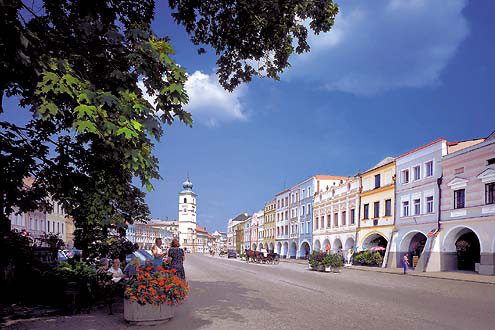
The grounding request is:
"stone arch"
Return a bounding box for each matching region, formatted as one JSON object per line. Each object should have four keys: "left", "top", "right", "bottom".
{"left": 282, "top": 241, "right": 289, "bottom": 257}
{"left": 332, "top": 238, "right": 343, "bottom": 253}
{"left": 276, "top": 242, "right": 282, "bottom": 255}
{"left": 362, "top": 232, "right": 388, "bottom": 249}
{"left": 344, "top": 237, "right": 355, "bottom": 251}
{"left": 442, "top": 225, "right": 484, "bottom": 253}
{"left": 314, "top": 239, "right": 321, "bottom": 252}
{"left": 399, "top": 230, "right": 428, "bottom": 253}
{"left": 269, "top": 242, "right": 275, "bottom": 253}
{"left": 442, "top": 225, "right": 482, "bottom": 271}
{"left": 322, "top": 238, "right": 331, "bottom": 252}
{"left": 299, "top": 240, "right": 311, "bottom": 258}
{"left": 289, "top": 241, "right": 297, "bottom": 258}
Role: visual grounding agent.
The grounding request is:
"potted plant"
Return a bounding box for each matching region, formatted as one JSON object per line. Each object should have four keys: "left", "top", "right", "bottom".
{"left": 124, "top": 266, "right": 188, "bottom": 325}
{"left": 315, "top": 252, "right": 326, "bottom": 272}
{"left": 308, "top": 251, "right": 318, "bottom": 270}
{"left": 330, "top": 254, "right": 344, "bottom": 273}
{"left": 323, "top": 254, "right": 333, "bottom": 272}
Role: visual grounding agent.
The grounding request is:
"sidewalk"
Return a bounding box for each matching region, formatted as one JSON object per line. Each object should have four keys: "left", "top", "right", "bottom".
{"left": 347, "top": 265, "right": 495, "bottom": 284}
{"left": 279, "top": 258, "right": 495, "bottom": 284}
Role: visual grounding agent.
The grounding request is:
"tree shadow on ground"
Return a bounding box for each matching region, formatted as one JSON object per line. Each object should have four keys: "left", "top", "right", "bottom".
{"left": 169, "top": 280, "right": 281, "bottom": 330}
{"left": 3, "top": 280, "right": 280, "bottom": 330}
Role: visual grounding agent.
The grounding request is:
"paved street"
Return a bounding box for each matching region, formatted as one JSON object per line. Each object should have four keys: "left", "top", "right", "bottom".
{"left": 5, "top": 254, "right": 495, "bottom": 330}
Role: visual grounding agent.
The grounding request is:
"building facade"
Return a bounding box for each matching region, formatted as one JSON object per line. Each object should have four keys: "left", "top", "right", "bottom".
{"left": 313, "top": 176, "right": 360, "bottom": 261}
{"left": 275, "top": 189, "right": 290, "bottom": 257}
{"left": 389, "top": 139, "right": 447, "bottom": 270}
{"left": 244, "top": 216, "right": 252, "bottom": 251}
{"left": 227, "top": 213, "right": 249, "bottom": 251}
{"left": 436, "top": 133, "right": 495, "bottom": 275}
{"left": 263, "top": 199, "right": 276, "bottom": 252}
{"left": 357, "top": 157, "right": 396, "bottom": 265}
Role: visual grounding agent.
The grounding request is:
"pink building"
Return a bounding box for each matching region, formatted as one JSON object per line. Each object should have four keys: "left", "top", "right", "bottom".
{"left": 438, "top": 131, "right": 495, "bottom": 275}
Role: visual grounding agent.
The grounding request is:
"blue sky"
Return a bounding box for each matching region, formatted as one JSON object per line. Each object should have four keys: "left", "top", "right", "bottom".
{"left": 3, "top": 0, "right": 495, "bottom": 233}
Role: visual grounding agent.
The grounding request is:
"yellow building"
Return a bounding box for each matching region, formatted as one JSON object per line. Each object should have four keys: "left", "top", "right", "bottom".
{"left": 263, "top": 199, "right": 276, "bottom": 252}
{"left": 357, "top": 157, "right": 396, "bottom": 254}
{"left": 65, "top": 216, "right": 75, "bottom": 248}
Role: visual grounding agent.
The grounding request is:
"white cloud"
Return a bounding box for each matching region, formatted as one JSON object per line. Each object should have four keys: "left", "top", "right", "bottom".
{"left": 138, "top": 71, "right": 246, "bottom": 127}
{"left": 287, "top": 0, "right": 469, "bottom": 95}
{"left": 185, "top": 71, "right": 246, "bottom": 127}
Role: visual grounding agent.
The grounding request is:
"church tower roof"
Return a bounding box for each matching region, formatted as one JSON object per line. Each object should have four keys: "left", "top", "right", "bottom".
{"left": 182, "top": 176, "right": 193, "bottom": 191}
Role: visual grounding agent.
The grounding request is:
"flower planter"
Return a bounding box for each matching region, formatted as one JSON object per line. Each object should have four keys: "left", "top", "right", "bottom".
{"left": 124, "top": 299, "right": 175, "bottom": 325}
{"left": 332, "top": 267, "right": 341, "bottom": 273}
{"left": 309, "top": 264, "right": 317, "bottom": 271}
{"left": 324, "top": 266, "right": 331, "bottom": 272}
{"left": 317, "top": 265, "right": 325, "bottom": 272}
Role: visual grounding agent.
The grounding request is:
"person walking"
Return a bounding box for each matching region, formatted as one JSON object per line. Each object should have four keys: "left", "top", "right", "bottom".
{"left": 403, "top": 253, "right": 409, "bottom": 274}
{"left": 152, "top": 238, "right": 166, "bottom": 271}
{"left": 168, "top": 238, "right": 186, "bottom": 280}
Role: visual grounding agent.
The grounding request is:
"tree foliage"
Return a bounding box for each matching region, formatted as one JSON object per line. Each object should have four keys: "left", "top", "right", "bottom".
{"left": 0, "top": 0, "right": 338, "bottom": 253}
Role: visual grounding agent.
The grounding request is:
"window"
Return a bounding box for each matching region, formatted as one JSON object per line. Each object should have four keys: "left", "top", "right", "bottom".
{"left": 47, "top": 220, "right": 50, "bottom": 232}
{"left": 184, "top": 198, "right": 187, "bottom": 203}
{"left": 307, "top": 204, "right": 311, "bottom": 215}
{"left": 308, "top": 187, "right": 311, "bottom": 197}
{"left": 327, "top": 214, "right": 331, "bottom": 227}
{"left": 321, "top": 216, "right": 324, "bottom": 228}
{"left": 375, "top": 174, "right": 381, "bottom": 189}
{"left": 315, "top": 217, "right": 319, "bottom": 229}
{"left": 334, "top": 213, "right": 338, "bottom": 227}
{"left": 364, "top": 204, "right": 369, "bottom": 219}
{"left": 342, "top": 211, "right": 346, "bottom": 226}
{"left": 277, "top": 200, "right": 280, "bottom": 208}
{"left": 373, "top": 202, "right": 380, "bottom": 218}
{"left": 302, "top": 189, "right": 305, "bottom": 198}
{"left": 385, "top": 199, "right": 392, "bottom": 216}
{"left": 285, "top": 197, "right": 288, "bottom": 206}
{"left": 350, "top": 209, "right": 355, "bottom": 225}
{"left": 488, "top": 158, "right": 495, "bottom": 165}
{"left": 402, "top": 169, "right": 409, "bottom": 184}
{"left": 306, "top": 221, "right": 310, "bottom": 233}
{"left": 302, "top": 205, "right": 305, "bottom": 215}
{"left": 425, "top": 161, "right": 433, "bottom": 177}
{"left": 403, "top": 201, "right": 409, "bottom": 217}
{"left": 414, "top": 166, "right": 421, "bottom": 180}
{"left": 414, "top": 199, "right": 421, "bottom": 215}
{"left": 486, "top": 183, "right": 495, "bottom": 205}
{"left": 454, "top": 189, "right": 465, "bottom": 209}
{"left": 426, "top": 196, "right": 434, "bottom": 213}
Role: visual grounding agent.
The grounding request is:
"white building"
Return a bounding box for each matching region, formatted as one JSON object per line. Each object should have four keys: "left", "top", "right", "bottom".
{"left": 178, "top": 177, "right": 198, "bottom": 252}
{"left": 313, "top": 176, "right": 360, "bottom": 261}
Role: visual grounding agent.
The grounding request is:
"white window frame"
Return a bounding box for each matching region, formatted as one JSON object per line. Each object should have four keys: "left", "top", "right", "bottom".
{"left": 426, "top": 195, "right": 434, "bottom": 213}
{"left": 401, "top": 169, "right": 410, "bottom": 184}
{"left": 402, "top": 201, "right": 409, "bottom": 217}
{"left": 424, "top": 160, "right": 434, "bottom": 178}
{"left": 413, "top": 198, "right": 421, "bottom": 215}
{"left": 413, "top": 164, "right": 421, "bottom": 181}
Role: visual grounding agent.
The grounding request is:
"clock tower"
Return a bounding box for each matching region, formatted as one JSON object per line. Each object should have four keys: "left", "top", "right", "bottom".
{"left": 178, "top": 177, "right": 197, "bottom": 252}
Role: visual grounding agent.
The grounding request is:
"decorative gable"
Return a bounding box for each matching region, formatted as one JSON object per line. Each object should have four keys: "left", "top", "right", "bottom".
{"left": 446, "top": 177, "right": 469, "bottom": 190}
{"left": 477, "top": 168, "right": 495, "bottom": 183}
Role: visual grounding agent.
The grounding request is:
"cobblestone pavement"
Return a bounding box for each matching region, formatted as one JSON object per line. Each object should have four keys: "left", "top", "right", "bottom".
{"left": 4, "top": 254, "right": 495, "bottom": 330}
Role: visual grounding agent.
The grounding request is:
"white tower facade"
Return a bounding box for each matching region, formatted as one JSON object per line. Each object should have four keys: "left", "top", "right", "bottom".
{"left": 178, "top": 177, "right": 197, "bottom": 252}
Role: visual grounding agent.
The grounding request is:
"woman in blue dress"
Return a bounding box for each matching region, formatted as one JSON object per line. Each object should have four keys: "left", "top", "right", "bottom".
{"left": 168, "top": 239, "right": 186, "bottom": 280}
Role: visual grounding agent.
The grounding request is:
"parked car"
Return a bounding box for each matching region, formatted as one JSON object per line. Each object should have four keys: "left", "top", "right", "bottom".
{"left": 227, "top": 250, "right": 237, "bottom": 259}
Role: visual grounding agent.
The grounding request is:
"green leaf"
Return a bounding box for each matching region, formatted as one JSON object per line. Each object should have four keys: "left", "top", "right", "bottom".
{"left": 116, "top": 127, "right": 138, "bottom": 139}
{"left": 75, "top": 120, "right": 97, "bottom": 133}
{"left": 74, "top": 104, "right": 97, "bottom": 119}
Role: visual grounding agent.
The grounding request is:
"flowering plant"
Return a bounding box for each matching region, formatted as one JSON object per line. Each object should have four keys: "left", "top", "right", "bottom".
{"left": 124, "top": 266, "right": 188, "bottom": 306}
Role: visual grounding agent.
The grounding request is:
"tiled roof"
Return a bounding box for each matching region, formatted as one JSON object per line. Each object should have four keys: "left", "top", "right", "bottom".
{"left": 314, "top": 175, "right": 349, "bottom": 180}
{"left": 196, "top": 225, "right": 207, "bottom": 233}
{"left": 368, "top": 157, "right": 396, "bottom": 172}
{"left": 398, "top": 139, "right": 446, "bottom": 159}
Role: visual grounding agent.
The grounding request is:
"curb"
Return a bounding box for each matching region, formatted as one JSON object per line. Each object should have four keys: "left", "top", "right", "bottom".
{"left": 347, "top": 267, "right": 495, "bottom": 285}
